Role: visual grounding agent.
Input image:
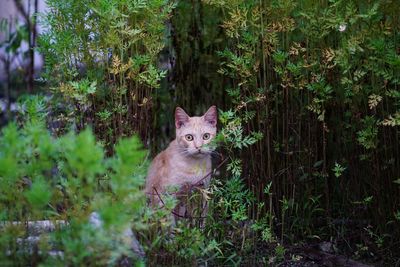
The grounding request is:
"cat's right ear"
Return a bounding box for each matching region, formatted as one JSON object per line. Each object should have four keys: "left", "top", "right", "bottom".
{"left": 175, "top": 107, "right": 190, "bottom": 128}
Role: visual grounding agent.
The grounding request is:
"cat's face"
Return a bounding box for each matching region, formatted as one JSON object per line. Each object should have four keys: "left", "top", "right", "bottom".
{"left": 175, "top": 106, "right": 217, "bottom": 158}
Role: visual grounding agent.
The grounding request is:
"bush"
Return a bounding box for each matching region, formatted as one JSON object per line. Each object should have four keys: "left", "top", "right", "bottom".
{"left": 0, "top": 118, "right": 147, "bottom": 266}
{"left": 38, "top": 0, "right": 175, "bottom": 149}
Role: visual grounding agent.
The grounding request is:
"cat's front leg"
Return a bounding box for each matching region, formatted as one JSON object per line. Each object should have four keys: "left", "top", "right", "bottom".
{"left": 200, "top": 198, "right": 208, "bottom": 229}
{"left": 171, "top": 183, "right": 191, "bottom": 224}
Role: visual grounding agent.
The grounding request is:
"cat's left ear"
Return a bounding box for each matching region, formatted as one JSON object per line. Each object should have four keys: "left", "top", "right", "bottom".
{"left": 203, "top": 106, "right": 217, "bottom": 127}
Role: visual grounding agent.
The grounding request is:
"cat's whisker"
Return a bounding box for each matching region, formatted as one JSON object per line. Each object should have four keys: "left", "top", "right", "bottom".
{"left": 177, "top": 150, "right": 191, "bottom": 157}
{"left": 177, "top": 148, "right": 188, "bottom": 154}
{"left": 208, "top": 150, "right": 221, "bottom": 156}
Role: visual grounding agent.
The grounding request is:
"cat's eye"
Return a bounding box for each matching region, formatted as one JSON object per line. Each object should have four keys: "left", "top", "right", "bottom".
{"left": 185, "top": 134, "right": 194, "bottom": 141}
{"left": 203, "top": 133, "right": 210, "bottom": 140}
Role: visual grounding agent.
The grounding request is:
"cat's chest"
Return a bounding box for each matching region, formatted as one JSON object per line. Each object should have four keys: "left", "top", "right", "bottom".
{"left": 170, "top": 158, "right": 211, "bottom": 185}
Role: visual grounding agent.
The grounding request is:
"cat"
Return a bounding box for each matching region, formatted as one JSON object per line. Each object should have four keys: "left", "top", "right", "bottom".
{"left": 145, "top": 106, "right": 217, "bottom": 219}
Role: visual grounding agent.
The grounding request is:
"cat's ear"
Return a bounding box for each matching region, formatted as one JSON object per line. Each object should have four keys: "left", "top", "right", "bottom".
{"left": 203, "top": 105, "right": 217, "bottom": 127}
{"left": 175, "top": 107, "right": 190, "bottom": 128}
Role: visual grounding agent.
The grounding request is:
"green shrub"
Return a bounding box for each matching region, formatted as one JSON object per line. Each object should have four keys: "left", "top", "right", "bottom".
{"left": 38, "top": 0, "right": 175, "bottom": 148}
{"left": 0, "top": 118, "right": 147, "bottom": 266}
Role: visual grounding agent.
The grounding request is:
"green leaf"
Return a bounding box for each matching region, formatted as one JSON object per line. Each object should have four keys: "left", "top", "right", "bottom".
{"left": 313, "top": 160, "right": 324, "bottom": 168}
{"left": 61, "top": 128, "right": 104, "bottom": 181}
{"left": 24, "top": 177, "right": 52, "bottom": 209}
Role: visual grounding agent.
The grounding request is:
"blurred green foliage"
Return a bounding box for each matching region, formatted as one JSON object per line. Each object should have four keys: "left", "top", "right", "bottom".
{"left": 0, "top": 105, "right": 148, "bottom": 265}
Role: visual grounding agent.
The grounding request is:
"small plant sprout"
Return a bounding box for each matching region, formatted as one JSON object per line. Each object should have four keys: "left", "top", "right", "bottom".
{"left": 332, "top": 162, "right": 346, "bottom": 177}
{"left": 274, "top": 244, "right": 286, "bottom": 262}
{"left": 363, "top": 196, "right": 374, "bottom": 206}
{"left": 395, "top": 211, "right": 400, "bottom": 221}
{"left": 263, "top": 181, "right": 273, "bottom": 196}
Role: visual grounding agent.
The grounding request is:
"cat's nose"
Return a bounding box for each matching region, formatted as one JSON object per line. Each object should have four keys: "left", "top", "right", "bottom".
{"left": 194, "top": 142, "right": 203, "bottom": 150}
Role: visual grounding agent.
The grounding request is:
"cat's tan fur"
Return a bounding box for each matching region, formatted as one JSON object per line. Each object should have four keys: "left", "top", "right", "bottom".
{"left": 145, "top": 106, "right": 217, "bottom": 209}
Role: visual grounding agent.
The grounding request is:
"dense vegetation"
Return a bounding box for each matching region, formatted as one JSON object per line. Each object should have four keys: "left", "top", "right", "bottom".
{"left": 0, "top": 0, "right": 399, "bottom": 265}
